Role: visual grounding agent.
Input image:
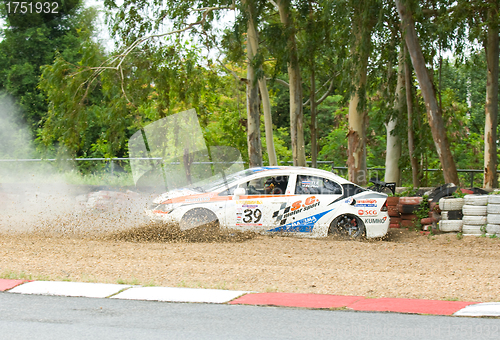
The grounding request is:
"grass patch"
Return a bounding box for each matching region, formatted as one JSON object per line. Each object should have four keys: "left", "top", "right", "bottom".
{"left": 264, "top": 286, "right": 280, "bottom": 293}
{"left": 143, "top": 280, "right": 158, "bottom": 287}
{"left": 0, "top": 270, "right": 32, "bottom": 280}
{"left": 0, "top": 270, "right": 51, "bottom": 281}
{"left": 116, "top": 277, "right": 140, "bottom": 285}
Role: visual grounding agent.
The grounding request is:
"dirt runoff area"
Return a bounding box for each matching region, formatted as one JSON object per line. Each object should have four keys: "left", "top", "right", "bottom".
{"left": 1, "top": 223, "right": 500, "bottom": 303}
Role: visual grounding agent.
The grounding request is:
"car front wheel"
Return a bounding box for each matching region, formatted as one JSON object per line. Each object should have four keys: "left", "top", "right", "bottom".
{"left": 179, "top": 208, "right": 219, "bottom": 233}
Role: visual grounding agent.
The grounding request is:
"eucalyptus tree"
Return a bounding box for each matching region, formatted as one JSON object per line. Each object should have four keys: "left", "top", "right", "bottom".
{"left": 223, "top": 0, "right": 278, "bottom": 167}
{"left": 384, "top": 46, "right": 404, "bottom": 186}
{"left": 482, "top": 2, "right": 499, "bottom": 188}
{"left": 454, "top": 0, "right": 499, "bottom": 188}
{"left": 273, "top": 0, "right": 307, "bottom": 166}
{"left": 343, "top": 0, "right": 381, "bottom": 185}
{"left": 396, "top": 0, "right": 460, "bottom": 185}
{"left": 103, "top": 0, "right": 283, "bottom": 168}
{"left": 297, "top": 0, "right": 336, "bottom": 169}
{"left": 243, "top": 0, "right": 263, "bottom": 167}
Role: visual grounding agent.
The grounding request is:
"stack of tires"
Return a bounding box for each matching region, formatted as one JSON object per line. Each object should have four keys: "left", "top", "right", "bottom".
{"left": 397, "top": 197, "right": 422, "bottom": 228}
{"left": 461, "top": 195, "right": 488, "bottom": 235}
{"left": 438, "top": 197, "right": 464, "bottom": 232}
{"left": 486, "top": 195, "right": 500, "bottom": 236}
{"left": 387, "top": 197, "right": 401, "bottom": 228}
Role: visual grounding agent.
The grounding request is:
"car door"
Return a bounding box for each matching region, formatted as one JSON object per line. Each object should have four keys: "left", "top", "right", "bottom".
{"left": 224, "top": 174, "right": 290, "bottom": 231}
{"left": 269, "top": 173, "right": 343, "bottom": 232}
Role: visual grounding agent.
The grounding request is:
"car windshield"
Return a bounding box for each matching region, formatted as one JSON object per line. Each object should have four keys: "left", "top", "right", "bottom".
{"left": 201, "top": 169, "right": 255, "bottom": 192}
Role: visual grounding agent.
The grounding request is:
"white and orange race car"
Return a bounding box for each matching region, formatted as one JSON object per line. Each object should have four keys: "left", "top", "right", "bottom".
{"left": 146, "top": 166, "right": 390, "bottom": 239}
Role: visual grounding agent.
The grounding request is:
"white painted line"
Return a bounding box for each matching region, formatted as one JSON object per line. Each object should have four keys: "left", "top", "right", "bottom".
{"left": 111, "top": 286, "right": 250, "bottom": 304}
{"left": 8, "top": 281, "right": 132, "bottom": 298}
{"left": 454, "top": 303, "right": 500, "bottom": 317}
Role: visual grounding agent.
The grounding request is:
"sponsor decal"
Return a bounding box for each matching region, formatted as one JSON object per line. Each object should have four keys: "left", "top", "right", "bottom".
{"left": 272, "top": 196, "right": 319, "bottom": 225}
{"left": 354, "top": 198, "right": 377, "bottom": 207}
{"left": 301, "top": 181, "right": 319, "bottom": 188}
{"left": 236, "top": 200, "right": 263, "bottom": 226}
{"left": 357, "top": 199, "right": 377, "bottom": 203}
{"left": 185, "top": 197, "right": 210, "bottom": 202}
{"left": 357, "top": 209, "right": 378, "bottom": 216}
{"left": 250, "top": 167, "right": 281, "bottom": 173}
{"left": 344, "top": 197, "right": 354, "bottom": 205}
{"left": 268, "top": 210, "right": 333, "bottom": 233}
{"left": 364, "top": 216, "right": 388, "bottom": 224}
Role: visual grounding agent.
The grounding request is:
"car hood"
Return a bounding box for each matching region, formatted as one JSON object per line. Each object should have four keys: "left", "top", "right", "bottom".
{"left": 153, "top": 188, "right": 201, "bottom": 204}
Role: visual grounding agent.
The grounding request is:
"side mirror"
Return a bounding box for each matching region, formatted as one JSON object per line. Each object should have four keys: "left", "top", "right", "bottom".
{"left": 233, "top": 187, "right": 246, "bottom": 200}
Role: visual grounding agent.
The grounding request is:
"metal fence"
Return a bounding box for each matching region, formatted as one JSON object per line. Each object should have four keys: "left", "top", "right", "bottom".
{"left": 0, "top": 158, "right": 494, "bottom": 187}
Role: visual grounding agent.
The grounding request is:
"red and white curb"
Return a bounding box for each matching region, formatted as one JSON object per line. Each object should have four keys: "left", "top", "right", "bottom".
{"left": 1, "top": 279, "right": 498, "bottom": 317}
{"left": 110, "top": 286, "right": 251, "bottom": 304}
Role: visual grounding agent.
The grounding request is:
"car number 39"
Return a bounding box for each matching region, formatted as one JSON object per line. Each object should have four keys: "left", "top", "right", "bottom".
{"left": 243, "top": 208, "right": 262, "bottom": 223}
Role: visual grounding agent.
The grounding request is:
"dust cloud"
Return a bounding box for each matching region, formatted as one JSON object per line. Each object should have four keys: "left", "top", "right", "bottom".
{"left": 0, "top": 94, "right": 153, "bottom": 237}
{"left": 0, "top": 96, "right": 252, "bottom": 243}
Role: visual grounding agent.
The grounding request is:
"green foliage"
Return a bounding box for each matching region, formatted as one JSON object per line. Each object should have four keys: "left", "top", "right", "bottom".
{"left": 398, "top": 187, "right": 419, "bottom": 197}
{"left": 0, "top": 0, "right": 86, "bottom": 137}
{"left": 39, "top": 32, "right": 241, "bottom": 162}
{"left": 317, "top": 97, "right": 348, "bottom": 166}
{"left": 0, "top": 0, "right": 495, "bottom": 189}
{"left": 413, "top": 195, "right": 430, "bottom": 230}
{"left": 452, "top": 188, "right": 466, "bottom": 198}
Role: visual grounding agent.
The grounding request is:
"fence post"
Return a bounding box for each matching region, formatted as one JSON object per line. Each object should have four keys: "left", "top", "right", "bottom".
{"left": 470, "top": 171, "right": 474, "bottom": 188}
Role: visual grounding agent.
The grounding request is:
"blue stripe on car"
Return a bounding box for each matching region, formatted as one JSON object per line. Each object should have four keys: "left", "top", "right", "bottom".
{"left": 267, "top": 209, "right": 333, "bottom": 233}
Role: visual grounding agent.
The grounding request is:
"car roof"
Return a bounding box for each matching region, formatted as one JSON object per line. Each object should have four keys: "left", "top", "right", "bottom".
{"left": 243, "top": 166, "right": 351, "bottom": 184}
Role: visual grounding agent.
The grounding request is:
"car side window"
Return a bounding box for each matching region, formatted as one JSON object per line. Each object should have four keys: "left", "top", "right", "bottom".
{"left": 218, "top": 185, "right": 236, "bottom": 196}
{"left": 295, "top": 175, "right": 342, "bottom": 195}
{"left": 240, "top": 175, "right": 289, "bottom": 195}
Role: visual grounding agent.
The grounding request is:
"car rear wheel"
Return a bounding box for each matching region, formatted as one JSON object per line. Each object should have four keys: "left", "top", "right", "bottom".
{"left": 179, "top": 208, "right": 219, "bottom": 233}
{"left": 329, "top": 214, "right": 365, "bottom": 240}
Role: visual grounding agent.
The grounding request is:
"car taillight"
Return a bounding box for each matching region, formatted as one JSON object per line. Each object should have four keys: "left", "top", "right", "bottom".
{"left": 381, "top": 200, "right": 388, "bottom": 212}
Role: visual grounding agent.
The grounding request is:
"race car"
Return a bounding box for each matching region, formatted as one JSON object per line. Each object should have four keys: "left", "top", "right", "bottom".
{"left": 146, "top": 166, "right": 390, "bottom": 239}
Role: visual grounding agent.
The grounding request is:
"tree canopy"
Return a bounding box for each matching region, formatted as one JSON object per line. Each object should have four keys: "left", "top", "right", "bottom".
{"left": 0, "top": 0, "right": 498, "bottom": 187}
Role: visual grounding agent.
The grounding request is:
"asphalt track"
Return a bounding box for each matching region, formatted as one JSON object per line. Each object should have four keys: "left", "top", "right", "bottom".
{"left": 1, "top": 279, "right": 499, "bottom": 317}
{"left": 3, "top": 293, "right": 500, "bottom": 340}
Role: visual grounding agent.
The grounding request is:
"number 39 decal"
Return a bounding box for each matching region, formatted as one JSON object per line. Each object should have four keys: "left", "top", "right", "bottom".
{"left": 243, "top": 208, "right": 262, "bottom": 223}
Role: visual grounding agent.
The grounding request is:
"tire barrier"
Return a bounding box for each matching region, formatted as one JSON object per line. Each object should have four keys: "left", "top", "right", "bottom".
{"left": 439, "top": 197, "right": 464, "bottom": 211}
{"left": 438, "top": 197, "right": 465, "bottom": 233}
{"left": 439, "top": 220, "right": 463, "bottom": 232}
{"left": 387, "top": 196, "right": 400, "bottom": 228}
{"left": 486, "top": 195, "right": 500, "bottom": 236}
{"left": 461, "top": 195, "right": 488, "bottom": 235}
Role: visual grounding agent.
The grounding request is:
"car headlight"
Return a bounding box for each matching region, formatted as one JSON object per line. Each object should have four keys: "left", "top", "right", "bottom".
{"left": 149, "top": 203, "right": 173, "bottom": 213}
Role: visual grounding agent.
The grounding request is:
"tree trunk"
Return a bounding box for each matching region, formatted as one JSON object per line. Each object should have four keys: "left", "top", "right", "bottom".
{"left": 244, "top": 0, "right": 277, "bottom": 166}
{"left": 483, "top": 1, "right": 499, "bottom": 189}
{"left": 396, "top": 0, "right": 460, "bottom": 185}
{"left": 259, "top": 78, "right": 278, "bottom": 165}
{"left": 385, "top": 48, "right": 403, "bottom": 186}
{"left": 347, "top": 31, "right": 369, "bottom": 185}
{"left": 405, "top": 51, "right": 420, "bottom": 187}
{"left": 246, "top": 21, "right": 262, "bottom": 168}
{"left": 277, "top": 0, "right": 306, "bottom": 166}
{"left": 310, "top": 67, "right": 317, "bottom": 168}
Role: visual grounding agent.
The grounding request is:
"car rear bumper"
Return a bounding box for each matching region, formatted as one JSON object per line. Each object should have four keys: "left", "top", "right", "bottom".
{"left": 362, "top": 212, "right": 390, "bottom": 238}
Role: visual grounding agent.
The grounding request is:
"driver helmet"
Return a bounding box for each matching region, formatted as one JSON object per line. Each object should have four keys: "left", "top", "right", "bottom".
{"left": 264, "top": 177, "right": 277, "bottom": 194}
